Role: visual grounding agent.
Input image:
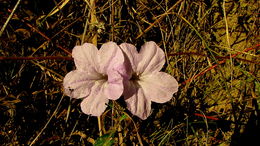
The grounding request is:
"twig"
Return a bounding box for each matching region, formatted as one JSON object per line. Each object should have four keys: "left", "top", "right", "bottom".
{"left": 123, "top": 112, "right": 143, "bottom": 146}
{"left": 81, "top": 5, "right": 89, "bottom": 45}
{"left": 223, "top": 0, "right": 233, "bottom": 89}
{"left": 4, "top": 9, "right": 72, "bottom": 55}
{"left": 29, "top": 95, "right": 65, "bottom": 146}
{"left": 136, "top": 0, "right": 183, "bottom": 39}
{"left": 31, "top": 60, "right": 63, "bottom": 81}
{"left": 0, "top": 0, "right": 22, "bottom": 37}
{"left": 181, "top": 44, "right": 260, "bottom": 85}
{"left": 89, "top": 0, "right": 102, "bottom": 137}
{"left": 168, "top": 52, "right": 260, "bottom": 64}
{"left": 22, "top": 21, "right": 71, "bottom": 55}
{"left": 223, "top": 0, "right": 231, "bottom": 48}
{"left": 51, "top": 16, "right": 83, "bottom": 40}
{"left": 110, "top": 0, "right": 115, "bottom": 41}
{"left": 90, "top": 0, "right": 98, "bottom": 45}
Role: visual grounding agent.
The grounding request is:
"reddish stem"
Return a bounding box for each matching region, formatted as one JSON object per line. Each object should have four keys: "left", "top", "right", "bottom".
{"left": 194, "top": 113, "right": 220, "bottom": 121}
{"left": 0, "top": 56, "right": 73, "bottom": 60}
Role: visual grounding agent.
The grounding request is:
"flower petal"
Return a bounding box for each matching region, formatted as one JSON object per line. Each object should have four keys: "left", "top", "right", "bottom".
{"left": 97, "top": 42, "right": 126, "bottom": 100}
{"left": 98, "top": 42, "right": 124, "bottom": 74}
{"left": 137, "top": 41, "right": 165, "bottom": 75}
{"left": 72, "top": 43, "right": 98, "bottom": 72}
{"left": 80, "top": 81, "right": 109, "bottom": 116}
{"left": 63, "top": 70, "right": 101, "bottom": 99}
{"left": 124, "top": 81, "right": 151, "bottom": 120}
{"left": 119, "top": 43, "right": 139, "bottom": 72}
{"left": 139, "top": 72, "right": 178, "bottom": 103}
{"left": 105, "top": 69, "right": 124, "bottom": 100}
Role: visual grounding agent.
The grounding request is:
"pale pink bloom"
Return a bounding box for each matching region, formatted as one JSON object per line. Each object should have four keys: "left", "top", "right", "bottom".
{"left": 120, "top": 41, "right": 178, "bottom": 120}
{"left": 63, "top": 42, "right": 125, "bottom": 116}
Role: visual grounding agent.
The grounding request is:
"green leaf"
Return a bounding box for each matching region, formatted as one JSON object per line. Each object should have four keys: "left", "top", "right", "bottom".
{"left": 119, "top": 114, "right": 127, "bottom": 122}
{"left": 94, "top": 132, "right": 115, "bottom": 146}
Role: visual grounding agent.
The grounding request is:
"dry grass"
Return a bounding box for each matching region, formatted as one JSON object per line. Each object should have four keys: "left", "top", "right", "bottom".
{"left": 0, "top": 0, "right": 259, "bottom": 145}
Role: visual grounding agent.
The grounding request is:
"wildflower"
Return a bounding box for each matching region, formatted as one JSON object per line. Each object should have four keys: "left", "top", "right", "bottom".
{"left": 120, "top": 41, "right": 178, "bottom": 120}
{"left": 63, "top": 42, "right": 125, "bottom": 116}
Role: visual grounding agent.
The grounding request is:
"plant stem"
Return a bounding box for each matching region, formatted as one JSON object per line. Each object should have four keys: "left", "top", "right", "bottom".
{"left": 0, "top": 0, "right": 22, "bottom": 37}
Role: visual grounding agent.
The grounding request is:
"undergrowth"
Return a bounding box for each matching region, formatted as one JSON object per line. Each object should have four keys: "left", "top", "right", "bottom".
{"left": 0, "top": 0, "right": 259, "bottom": 145}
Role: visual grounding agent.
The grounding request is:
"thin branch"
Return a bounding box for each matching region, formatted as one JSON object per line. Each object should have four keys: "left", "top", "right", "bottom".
{"left": 136, "top": 0, "right": 183, "bottom": 39}
{"left": 181, "top": 44, "right": 260, "bottom": 85}
{"left": 168, "top": 52, "right": 260, "bottom": 64}
{"left": 0, "top": 0, "right": 22, "bottom": 37}
{"left": 22, "top": 21, "right": 71, "bottom": 55}
{"left": 0, "top": 56, "right": 73, "bottom": 60}
{"left": 29, "top": 95, "right": 65, "bottom": 146}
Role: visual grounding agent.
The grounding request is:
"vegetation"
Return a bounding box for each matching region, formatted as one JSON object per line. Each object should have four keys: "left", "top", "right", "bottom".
{"left": 0, "top": 0, "right": 259, "bottom": 145}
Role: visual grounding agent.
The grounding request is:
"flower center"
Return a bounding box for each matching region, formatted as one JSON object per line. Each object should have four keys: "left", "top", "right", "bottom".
{"left": 130, "top": 73, "right": 140, "bottom": 81}
{"left": 101, "top": 74, "right": 108, "bottom": 80}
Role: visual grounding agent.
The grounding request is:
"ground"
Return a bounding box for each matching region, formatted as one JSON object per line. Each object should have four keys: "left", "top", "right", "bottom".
{"left": 0, "top": 0, "right": 259, "bottom": 145}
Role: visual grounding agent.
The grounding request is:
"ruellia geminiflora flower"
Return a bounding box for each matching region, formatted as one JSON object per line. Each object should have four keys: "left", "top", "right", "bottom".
{"left": 63, "top": 41, "right": 178, "bottom": 119}
{"left": 119, "top": 41, "right": 178, "bottom": 120}
{"left": 63, "top": 42, "right": 126, "bottom": 116}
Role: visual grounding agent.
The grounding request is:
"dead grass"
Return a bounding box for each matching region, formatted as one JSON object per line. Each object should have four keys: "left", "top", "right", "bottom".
{"left": 0, "top": 0, "right": 259, "bottom": 145}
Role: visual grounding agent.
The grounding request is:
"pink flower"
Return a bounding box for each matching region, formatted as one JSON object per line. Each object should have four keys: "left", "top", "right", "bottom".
{"left": 120, "top": 41, "right": 178, "bottom": 120}
{"left": 63, "top": 42, "right": 125, "bottom": 116}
